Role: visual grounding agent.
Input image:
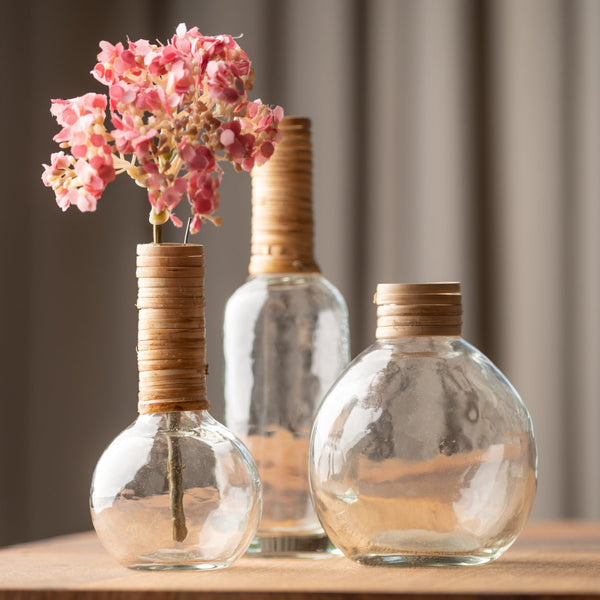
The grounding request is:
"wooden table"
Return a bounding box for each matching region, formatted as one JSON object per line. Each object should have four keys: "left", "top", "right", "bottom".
{"left": 0, "top": 521, "right": 598, "bottom": 599}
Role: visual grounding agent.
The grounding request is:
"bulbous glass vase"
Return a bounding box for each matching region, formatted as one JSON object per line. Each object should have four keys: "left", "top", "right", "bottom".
{"left": 309, "top": 283, "right": 537, "bottom": 566}
{"left": 91, "top": 410, "right": 261, "bottom": 570}
{"left": 90, "top": 243, "right": 261, "bottom": 570}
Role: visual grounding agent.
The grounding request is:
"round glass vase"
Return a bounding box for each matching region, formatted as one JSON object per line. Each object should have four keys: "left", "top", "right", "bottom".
{"left": 309, "top": 283, "right": 537, "bottom": 566}
{"left": 90, "top": 243, "right": 261, "bottom": 570}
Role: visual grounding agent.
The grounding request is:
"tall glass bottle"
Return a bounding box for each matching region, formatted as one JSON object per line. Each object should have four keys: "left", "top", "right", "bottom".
{"left": 309, "top": 283, "right": 537, "bottom": 566}
{"left": 223, "top": 117, "right": 350, "bottom": 556}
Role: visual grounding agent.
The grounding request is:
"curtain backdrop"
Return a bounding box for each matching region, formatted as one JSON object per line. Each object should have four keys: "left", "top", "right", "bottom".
{"left": 1, "top": 0, "right": 598, "bottom": 545}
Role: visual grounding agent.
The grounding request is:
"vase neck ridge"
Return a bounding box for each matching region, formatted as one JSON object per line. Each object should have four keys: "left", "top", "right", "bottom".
{"left": 374, "top": 282, "right": 462, "bottom": 339}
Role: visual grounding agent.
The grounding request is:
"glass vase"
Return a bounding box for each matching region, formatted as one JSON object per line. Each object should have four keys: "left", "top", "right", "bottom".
{"left": 224, "top": 117, "right": 350, "bottom": 556}
{"left": 90, "top": 243, "right": 261, "bottom": 570}
{"left": 309, "top": 283, "right": 537, "bottom": 566}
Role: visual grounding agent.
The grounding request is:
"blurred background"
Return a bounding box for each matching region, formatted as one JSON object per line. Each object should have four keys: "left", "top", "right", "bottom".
{"left": 1, "top": 0, "right": 598, "bottom": 546}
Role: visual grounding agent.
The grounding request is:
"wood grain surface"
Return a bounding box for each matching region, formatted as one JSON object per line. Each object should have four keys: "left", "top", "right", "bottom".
{"left": 0, "top": 521, "right": 598, "bottom": 600}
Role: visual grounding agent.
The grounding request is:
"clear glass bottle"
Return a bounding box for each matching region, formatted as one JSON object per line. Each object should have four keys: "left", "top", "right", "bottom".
{"left": 309, "top": 283, "right": 537, "bottom": 566}
{"left": 90, "top": 243, "right": 261, "bottom": 570}
{"left": 223, "top": 117, "right": 350, "bottom": 556}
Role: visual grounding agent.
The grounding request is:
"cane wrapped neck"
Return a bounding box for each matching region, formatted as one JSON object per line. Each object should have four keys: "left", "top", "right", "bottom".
{"left": 249, "top": 116, "right": 320, "bottom": 275}
{"left": 374, "top": 283, "right": 463, "bottom": 338}
{"left": 136, "top": 243, "right": 209, "bottom": 414}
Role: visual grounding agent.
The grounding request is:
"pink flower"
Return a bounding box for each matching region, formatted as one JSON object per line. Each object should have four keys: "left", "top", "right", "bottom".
{"left": 92, "top": 63, "right": 115, "bottom": 86}
{"left": 41, "top": 152, "right": 71, "bottom": 186}
{"left": 206, "top": 61, "right": 245, "bottom": 104}
{"left": 55, "top": 188, "right": 97, "bottom": 213}
{"left": 144, "top": 44, "right": 179, "bottom": 77}
{"left": 51, "top": 93, "right": 106, "bottom": 127}
{"left": 172, "top": 24, "right": 197, "bottom": 56}
{"left": 255, "top": 141, "right": 275, "bottom": 165}
{"left": 189, "top": 215, "right": 203, "bottom": 234}
{"left": 51, "top": 94, "right": 107, "bottom": 147}
{"left": 132, "top": 129, "right": 158, "bottom": 161}
{"left": 43, "top": 23, "right": 283, "bottom": 233}
{"left": 93, "top": 40, "right": 143, "bottom": 85}
{"left": 55, "top": 190, "right": 70, "bottom": 211}
{"left": 108, "top": 82, "right": 138, "bottom": 112}
{"left": 187, "top": 168, "right": 220, "bottom": 214}
{"left": 167, "top": 60, "right": 194, "bottom": 98}
{"left": 113, "top": 49, "right": 138, "bottom": 76}
{"left": 75, "top": 159, "right": 105, "bottom": 195}
{"left": 135, "top": 87, "right": 167, "bottom": 113}
{"left": 97, "top": 41, "right": 124, "bottom": 64}
{"left": 153, "top": 178, "right": 188, "bottom": 222}
{"left": 179, "top": 143, "right": 216, "bottom": 171}
{"left": 200, "top": 34, "right": 241, "bottom": 61}
{"left": 89, "top": 153, "right": 116, "bottom": 186}
{"left": 128, "top": 38, "right": 153, "bottom": 59}
{"left": 245, "top": 101, "right": 284, "bottom": 134}
{"left": 219, "top": 120, "right": 259, "bottom": 170}
{"left": 71, "top": 188, "right": 98, "bottom": 212}
{"left": 110, "top": 114, "right": 156, "bottom": 156}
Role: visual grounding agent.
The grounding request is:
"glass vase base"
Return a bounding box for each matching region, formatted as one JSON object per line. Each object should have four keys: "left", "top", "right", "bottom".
{"left": 247, "top": 534, "right": 338, "bottom": 558}
{"left": 128, "top": 562, "right": 229, "bottom": 571}
{"left": 125, "top": 549, "right": 235, "bottom": 571}
{"left": 354, "top": 551, "right": 498, "bottom": 567}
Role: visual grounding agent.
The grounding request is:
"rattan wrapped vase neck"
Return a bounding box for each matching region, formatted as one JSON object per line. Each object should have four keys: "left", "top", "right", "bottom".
{"left": 136, "top": 243, "right": 209, "bottom": 414}
{"left": 249, "top": 116, "right": 320, "bottom": 275}
{"left": 374, "top": 282, "right": 462, "bottom": 338}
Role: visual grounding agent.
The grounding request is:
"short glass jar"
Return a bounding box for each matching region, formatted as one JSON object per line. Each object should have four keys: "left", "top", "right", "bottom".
{"left": 309, "top": 283, "right": 537, "bottom": 566}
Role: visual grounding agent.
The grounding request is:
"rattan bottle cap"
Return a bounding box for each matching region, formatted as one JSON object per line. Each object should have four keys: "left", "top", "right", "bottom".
{"left": 136, "top": 243, "right": 209, "bottom": 414}
{"left": 374, "top": 283, "right": 462, "bottom": 338}
{"left": 249, "top": 116, "right": 320, "bottom": 274}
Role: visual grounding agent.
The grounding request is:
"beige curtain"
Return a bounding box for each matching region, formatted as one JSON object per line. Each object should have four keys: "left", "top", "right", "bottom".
{"left": 1, "top": 0, "right": 598, "bottom": 545}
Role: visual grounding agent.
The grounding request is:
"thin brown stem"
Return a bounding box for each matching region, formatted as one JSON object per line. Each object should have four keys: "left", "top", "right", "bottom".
{"left": 154, "top": 230, "right": 186, "bottom": 542}
{"left": 153, "top": 223, "right": 163, "bottom": 244}
{"left": 167, "top": 412, "right": 188, "bottom": 542}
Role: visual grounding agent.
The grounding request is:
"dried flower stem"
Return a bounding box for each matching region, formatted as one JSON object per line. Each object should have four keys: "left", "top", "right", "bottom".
{"left": 167, "top": 412, "right": 188, "bottom": 542}
{"left": 152, "top": 223, "right": 162, "bottom": 244}
{"left": 148, "top": 232, "right": 187, "bottom": 543}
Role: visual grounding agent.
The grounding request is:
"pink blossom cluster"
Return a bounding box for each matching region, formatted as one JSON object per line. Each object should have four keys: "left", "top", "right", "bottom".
{"left": 43, "top": 94, "right": 115, "bottom": 212}
{"left": 42, "top": 23, "right": 283, "bottom": 233}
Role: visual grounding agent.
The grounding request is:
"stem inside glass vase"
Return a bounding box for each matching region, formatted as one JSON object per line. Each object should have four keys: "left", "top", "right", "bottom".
{"left": 139, "top": 229, "right": 206, "bottom": 543}
{"left": 167, "top": 411, "right": 188, "bottom": 542}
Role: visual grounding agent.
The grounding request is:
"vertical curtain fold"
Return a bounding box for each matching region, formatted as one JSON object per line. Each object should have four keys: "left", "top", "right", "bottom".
{"left": 564, "top": 0, "right": 600, "bottom": 518}
{"left": 0, "top": 0, "right": 34, "bottom": 545}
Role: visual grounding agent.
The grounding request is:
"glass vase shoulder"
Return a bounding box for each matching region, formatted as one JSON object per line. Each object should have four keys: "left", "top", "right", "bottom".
{"left": 309, "top": 336, "right": 537, "bottom": 566}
